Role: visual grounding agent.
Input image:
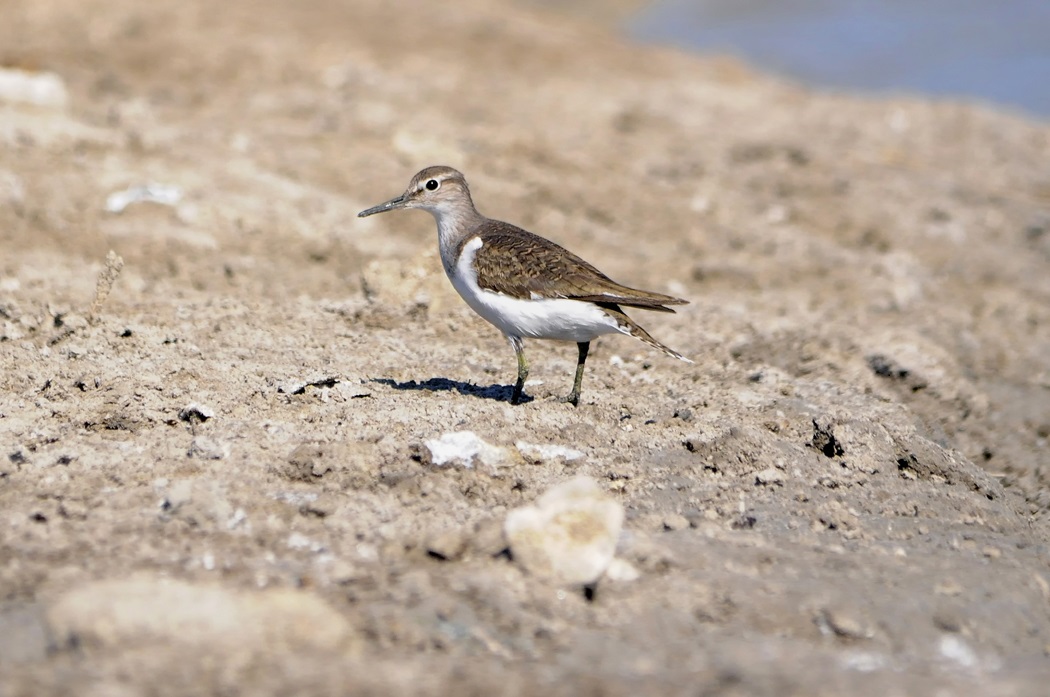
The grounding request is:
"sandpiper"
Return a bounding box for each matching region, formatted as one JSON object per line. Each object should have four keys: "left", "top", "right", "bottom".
{"left": 358, "top": 166, "right": 690, "bottom": 406}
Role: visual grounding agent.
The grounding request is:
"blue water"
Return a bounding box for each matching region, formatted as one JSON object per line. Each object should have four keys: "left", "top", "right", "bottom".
{"left": 630, "top": 0, "right": 1050, "bottom": 118}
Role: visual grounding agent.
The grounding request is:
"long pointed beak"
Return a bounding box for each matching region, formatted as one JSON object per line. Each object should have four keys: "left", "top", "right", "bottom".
{"left": 357, "top": 194, "right": 407, "bottom": 218}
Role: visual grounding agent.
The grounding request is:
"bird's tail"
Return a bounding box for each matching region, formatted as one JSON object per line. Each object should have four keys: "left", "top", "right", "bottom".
{"left": 603, "top": 306, "right": 693, "bottom": 364}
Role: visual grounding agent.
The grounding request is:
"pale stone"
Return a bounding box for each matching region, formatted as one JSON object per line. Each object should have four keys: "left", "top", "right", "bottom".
{"left": 0, "top": 68, "right": 69, "bottom": 108}
{"left": 423, "top": 431, "right": 512, "bottom": 471}
{"left": 47, "top": 575, "right": 357, "bottom": 653}
{"left": 504, "top": 476, "right": 624, "bottom": 586}
{"left": 755, "top": 467, "right": 784, "bottom": 485}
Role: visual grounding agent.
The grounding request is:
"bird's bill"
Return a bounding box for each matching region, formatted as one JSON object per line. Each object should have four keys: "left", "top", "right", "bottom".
{"left": 357, "top": 194, "right": 407, "bottom": 217}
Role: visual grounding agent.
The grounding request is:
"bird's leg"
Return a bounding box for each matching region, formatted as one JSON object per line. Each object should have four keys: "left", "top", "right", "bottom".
{"left": 566, "top": 341, "right": 590, "bottom": 407}
{"left": 509, "top": 336, "right": 529, "bottom": 404}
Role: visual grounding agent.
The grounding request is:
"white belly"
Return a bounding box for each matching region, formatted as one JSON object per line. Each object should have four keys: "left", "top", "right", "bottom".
{"left": 449, "top": 237, "right": 625, "bottom": 342}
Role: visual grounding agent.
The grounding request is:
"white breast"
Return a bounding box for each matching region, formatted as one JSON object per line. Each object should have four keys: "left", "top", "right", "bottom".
{"left": 448, "top": 237, "right": 626, "bottom": 342}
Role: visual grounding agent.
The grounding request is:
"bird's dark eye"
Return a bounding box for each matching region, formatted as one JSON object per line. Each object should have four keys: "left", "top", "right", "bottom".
{"left": 425, "top": 179, "right": 439, "bottom": 191}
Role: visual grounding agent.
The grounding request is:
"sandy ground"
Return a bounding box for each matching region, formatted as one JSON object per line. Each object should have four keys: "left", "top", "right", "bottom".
{"left": 2, "top": 0, "right": 1050, "bottom": 694}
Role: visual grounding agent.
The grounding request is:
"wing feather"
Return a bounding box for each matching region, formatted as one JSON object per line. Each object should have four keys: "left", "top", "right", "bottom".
{"left": 467, "top": 221, "right": 688, "bottom": 312}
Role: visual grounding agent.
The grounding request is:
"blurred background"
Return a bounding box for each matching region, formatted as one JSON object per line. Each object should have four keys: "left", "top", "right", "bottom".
{"left": 631, "top": 0, "right": 1050, "bottom": 117}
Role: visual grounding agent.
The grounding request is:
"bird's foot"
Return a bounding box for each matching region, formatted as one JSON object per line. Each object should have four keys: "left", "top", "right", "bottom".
{"left": 563, "top": 391, "right": 581, "bottom": 407}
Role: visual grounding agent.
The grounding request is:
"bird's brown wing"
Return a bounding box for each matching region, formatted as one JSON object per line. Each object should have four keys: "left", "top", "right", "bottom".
{"left": 466, "top": 220, "right": 688, "bottom": 312}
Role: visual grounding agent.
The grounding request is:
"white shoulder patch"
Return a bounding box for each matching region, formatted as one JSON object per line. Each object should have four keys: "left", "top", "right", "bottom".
{"left": 462, "top": 236, "right": 483, "bottom": 273}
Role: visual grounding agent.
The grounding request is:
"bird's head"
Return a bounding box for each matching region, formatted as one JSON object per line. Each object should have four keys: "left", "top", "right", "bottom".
{"left": 358, "top": 166, "right": 474, "bottom": 219}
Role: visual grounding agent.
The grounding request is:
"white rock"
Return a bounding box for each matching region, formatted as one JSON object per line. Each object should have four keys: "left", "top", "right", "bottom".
{"left": 515, "top": 441, "right": 584, "bottom": 464}
{"left": 504, "top": 476, "right": 624, "bottom": 585}
{"left": 178, "top": 403, "right": 214, "bottom": 423}
{"left": 0, "top": 68, "right": 69, "bottom": 108}
{"left": 939, "top": 634, "right": 979, "bottom": 669}
{"left": 424, "top": 431, "right": 511, "bottom": 470}
{"left": 104, "top": 183, "right": 182, "bottom": 214}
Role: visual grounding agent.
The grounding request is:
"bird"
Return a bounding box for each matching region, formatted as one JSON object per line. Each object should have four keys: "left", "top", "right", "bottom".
{"left": 357, "top": 166, "right": 689, "bottom": 406}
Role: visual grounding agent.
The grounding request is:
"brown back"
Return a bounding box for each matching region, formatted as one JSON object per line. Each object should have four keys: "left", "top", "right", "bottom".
{"left": 462, "top": 220, "right": 688, "bottom": 312}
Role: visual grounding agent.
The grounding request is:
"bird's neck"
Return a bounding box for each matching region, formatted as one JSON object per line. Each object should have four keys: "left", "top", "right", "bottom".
{"left": 431, "top": 202, "right": 486, "bottom": 276}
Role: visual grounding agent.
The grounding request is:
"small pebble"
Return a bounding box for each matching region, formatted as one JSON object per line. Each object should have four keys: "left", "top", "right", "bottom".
{"left": 325, "top": 559, "right": 365, "bottom": 585}
{"left": 604, "top": 558, "right": 641, "bottom": 582}
{"left": 468, "top": 518, "right": 509, "bottom": 557}
{"left": 188, "top": 437, "right": 228, "bottom": 460}
{"left": 755, "top": 467, "right": 785, "bottom": 485}
{"left": 426, "top": 528, "right": 468, "bottom": 561}
{"left": 820, "top": 607, "right": 873, "bottom": 640}
{"left": 515, "top": 441, "right": 584, "bottom": 464}
{"left": 300, "top": 493, "right": 338, "bottom": 518}
{"left": 663, "top": 514, "right": 690, "bottom": 531}
{"left": 178, "top": 403, "right": 214, "bottom": 424}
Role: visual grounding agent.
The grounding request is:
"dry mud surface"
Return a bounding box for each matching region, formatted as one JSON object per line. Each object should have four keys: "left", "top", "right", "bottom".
{"left": 2, "top": 1, "right": 1050, "bottom": 694}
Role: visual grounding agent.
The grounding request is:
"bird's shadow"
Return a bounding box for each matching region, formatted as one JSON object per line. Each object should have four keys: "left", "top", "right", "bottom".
{"left": 370, "top": 377, "right": 533, "bottom": 404}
